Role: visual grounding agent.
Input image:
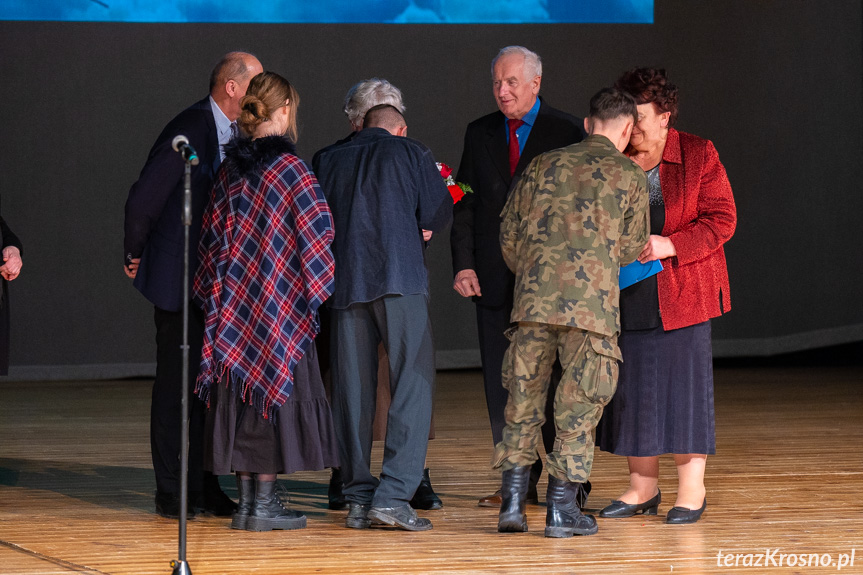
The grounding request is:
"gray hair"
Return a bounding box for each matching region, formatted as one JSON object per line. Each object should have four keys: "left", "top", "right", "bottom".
{"left": 491, "top": 46, "right": 543, "bottom": 80}
{"left": 343, "top": 78, "right": 405, "bottom": 128}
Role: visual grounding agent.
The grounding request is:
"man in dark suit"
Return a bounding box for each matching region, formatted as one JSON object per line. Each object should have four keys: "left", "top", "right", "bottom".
{"left": 124, "top": 51, "right": 263, "bottom": 519}
{"left": 0, "top": 200, "right": 23, "bottom": 376}
{"left": 450, "top": 46, "right": 586, "bottom": 507}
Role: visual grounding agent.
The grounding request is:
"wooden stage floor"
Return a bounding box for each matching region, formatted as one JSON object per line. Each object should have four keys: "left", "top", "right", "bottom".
{"left": 1, "top": 365, "right": 861, "bottom": 574}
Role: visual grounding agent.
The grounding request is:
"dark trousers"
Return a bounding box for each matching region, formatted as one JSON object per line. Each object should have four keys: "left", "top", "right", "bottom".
{"left": 476, "top": 301, "right": 557, "bottom": 479}
{"left": 152, "top": 305, "right": 211, "bottom": 496}
{"left": 331, "top": 294, "right": 435, "bottom": 508}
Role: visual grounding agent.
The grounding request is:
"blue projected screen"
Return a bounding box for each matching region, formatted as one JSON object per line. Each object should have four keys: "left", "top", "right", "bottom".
{"left": 0, "top": 1, "right": 653, "bottom": 24}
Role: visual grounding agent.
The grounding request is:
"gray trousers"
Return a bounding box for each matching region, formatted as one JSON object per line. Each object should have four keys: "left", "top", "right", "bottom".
{"left": 331, "top": 293, "right": 435, "bottom": 508}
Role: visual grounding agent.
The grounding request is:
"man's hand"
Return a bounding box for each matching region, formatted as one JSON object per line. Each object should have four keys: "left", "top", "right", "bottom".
{"left": 124, "top": 257, "right": 140, "bottom": 279}
{"left": 422, "top": 229, "right": 433, "bottom": 242}
{"left": 0, "top": 246, "right": 22, "bottom": 281}
{"left": 637, "top": 235, "right": 676, "bottom": 263}
{"left": 453, "top": 268, "right": 482, "bottom": 298}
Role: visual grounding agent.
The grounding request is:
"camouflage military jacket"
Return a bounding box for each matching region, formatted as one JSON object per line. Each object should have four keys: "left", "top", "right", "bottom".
{"left": 500, "top": 134, "right": 649, "bottom": 339}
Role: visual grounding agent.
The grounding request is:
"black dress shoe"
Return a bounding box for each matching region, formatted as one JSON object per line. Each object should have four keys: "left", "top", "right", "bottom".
{"left": 599, "top": 489, "right": 661, "bottom": 518}
{"left": 345, "top": 502, "right": 371, "bottom": 529}
{"left": 368, "top": 505, "right": 433, "bottom": 531}
{"left": 328, "top": 468, "right": 348, "bottom": 510}
{"left": 410, "top": 468, "right": 443, "bottom": 510}
{"left": 191, "top": 487, "right": 238, "bottom": 517}
{"left": 155, "top": 491, "right": 196, "bottom": 520}
{"left": 666, "top": 499, "right": 706, "bottom": 524}
{"left": 205, "top": 488, "right": 239, "bottom": 517}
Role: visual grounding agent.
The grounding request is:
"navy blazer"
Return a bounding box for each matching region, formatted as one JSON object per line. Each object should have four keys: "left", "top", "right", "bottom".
{"left": 124, "top": 97, "right": 221, "bottom": 312}
{"left": 451, "top": 99, "right": 585, "bottom": 308}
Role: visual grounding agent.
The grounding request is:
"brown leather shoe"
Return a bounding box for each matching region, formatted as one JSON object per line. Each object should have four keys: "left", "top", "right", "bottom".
{"left": 478, "top": 485, "right": 539, "bottom": 507}
{"left": 478, "top": 489, "right": 503, "bottom": 507}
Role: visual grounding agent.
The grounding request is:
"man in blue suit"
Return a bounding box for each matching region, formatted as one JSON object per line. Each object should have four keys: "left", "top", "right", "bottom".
{"left": 124, "top": 51, "right": 263, "bottom": 519}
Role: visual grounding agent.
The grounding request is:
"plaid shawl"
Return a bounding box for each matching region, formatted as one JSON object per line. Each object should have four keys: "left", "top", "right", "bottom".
{"left": 193, "top": 136, "right": 334, "bottom": 419}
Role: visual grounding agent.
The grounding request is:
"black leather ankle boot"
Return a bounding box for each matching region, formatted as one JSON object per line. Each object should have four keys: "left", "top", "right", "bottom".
{"left": 498, "top": 465, "right": 531, "bottom": 532}
{"left": 245, "top": 480, "right": 306, "bottom": 531}
{"left": 230, "top": 475, "right": 255, "bottom": 530}
{"left": 545, "top": 475, "right": 598, "bottom": 537}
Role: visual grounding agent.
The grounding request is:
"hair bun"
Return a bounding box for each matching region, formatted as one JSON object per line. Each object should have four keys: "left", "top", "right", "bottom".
{"left": 238, "top": 95, "right": 267, "bottom": 134}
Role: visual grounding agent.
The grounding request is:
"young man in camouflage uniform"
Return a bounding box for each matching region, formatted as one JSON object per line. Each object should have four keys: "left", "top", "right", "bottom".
{"left": 492, "top": 88, "right": 650, "bottom": 538}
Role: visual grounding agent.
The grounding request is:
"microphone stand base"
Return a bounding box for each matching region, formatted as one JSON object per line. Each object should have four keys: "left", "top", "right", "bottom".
{"left": 170, "top": 560, "right": 192, "bottom": 575}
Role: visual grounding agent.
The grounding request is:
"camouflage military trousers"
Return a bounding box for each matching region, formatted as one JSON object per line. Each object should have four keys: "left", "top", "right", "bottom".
{"left": 492, "top": 322, "right": 620, "bottom": 483}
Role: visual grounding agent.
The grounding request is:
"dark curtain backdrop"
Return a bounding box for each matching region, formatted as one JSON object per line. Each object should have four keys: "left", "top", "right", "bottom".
{"left": 1, "top": 1, "right": 861, "bottom": 380}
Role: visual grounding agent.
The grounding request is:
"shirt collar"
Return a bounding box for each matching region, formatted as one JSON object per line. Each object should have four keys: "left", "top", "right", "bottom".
{"left": 209, "top": 95, "right": 233, "bottom": 140}
{"left": 511, "top": 97, "right": 541, "bottom": 128}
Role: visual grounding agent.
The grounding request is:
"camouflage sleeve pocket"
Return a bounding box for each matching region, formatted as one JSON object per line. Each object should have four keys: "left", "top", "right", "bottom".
{"left": 588, "top": 333, "right": 622, "bottom": 362}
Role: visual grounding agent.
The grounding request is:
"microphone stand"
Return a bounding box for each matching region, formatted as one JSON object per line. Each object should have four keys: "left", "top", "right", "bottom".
{"left": 170, "top": 156, "right": 196, "bottom": 575}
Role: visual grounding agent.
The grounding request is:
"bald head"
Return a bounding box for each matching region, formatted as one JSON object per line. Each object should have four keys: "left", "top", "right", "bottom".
{"left": 363, "top": 104, "right": 407, "bottom": 136}
{"left": 209, "top": 51, "right": 264, "bottom": 121}
{"left": 209, "top": 52, "right": 260, "bottom": 92}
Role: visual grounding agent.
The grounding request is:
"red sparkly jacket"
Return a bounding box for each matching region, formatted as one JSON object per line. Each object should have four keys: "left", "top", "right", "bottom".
{"left": 656, "top": 128, "right": 736, "bottom": 331}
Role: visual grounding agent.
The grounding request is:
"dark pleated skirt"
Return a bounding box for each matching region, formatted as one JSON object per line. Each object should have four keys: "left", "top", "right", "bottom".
{"left": 596, "top": 320, "right": 716, "bottom": 456}
{"left": 204, "top": 341, "right": 340, "bottom": 475}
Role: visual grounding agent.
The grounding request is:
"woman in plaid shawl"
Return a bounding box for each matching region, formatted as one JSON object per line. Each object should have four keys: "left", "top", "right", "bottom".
{"left": 193, "top": 72, "right": 339, "bottom": 532}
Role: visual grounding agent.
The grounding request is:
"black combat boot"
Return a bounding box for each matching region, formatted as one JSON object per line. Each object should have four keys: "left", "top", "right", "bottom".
{"left": 245, "top": 480, "right": 306, "bottom": 531}
{"left": 230, "top": 475, "right": 255, "bottom": 530}
{"left": 577, "top": 480, "right": 592, "bottom": 510}
{"left": 410, "top": 468, "right": 443, "bottom": 510}
{"left": 545, "top": 475, "right": 598, "bottom": 537}
{"left": 498, "top": 465, "right": 531, "bottom": 532}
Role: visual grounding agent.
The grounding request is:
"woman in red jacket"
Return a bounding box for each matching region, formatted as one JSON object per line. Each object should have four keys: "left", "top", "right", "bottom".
{"left": 596, "top": 68, "right": 736, "bottom": 524}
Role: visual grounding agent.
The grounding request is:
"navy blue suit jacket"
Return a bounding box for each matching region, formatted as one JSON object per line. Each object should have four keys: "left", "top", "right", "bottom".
{"left": 450, "top": 99, "right": 585, "bottom": 308}
{"left": 124, "top": 97, "right": 221, "bottom": 312}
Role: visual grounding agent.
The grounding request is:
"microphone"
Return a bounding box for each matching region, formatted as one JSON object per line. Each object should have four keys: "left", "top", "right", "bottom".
{"left": 172, "top": 135, "right": 200, "bottom": 165}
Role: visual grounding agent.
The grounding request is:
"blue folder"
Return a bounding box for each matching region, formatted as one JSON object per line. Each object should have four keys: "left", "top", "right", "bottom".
{"left": 619, "top": 259, "right": 663, "bottom": 289}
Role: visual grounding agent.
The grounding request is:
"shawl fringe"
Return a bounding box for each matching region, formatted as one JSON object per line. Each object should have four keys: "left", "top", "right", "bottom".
{"left": 196, "top": 362, "right": 281, "bottom": 423}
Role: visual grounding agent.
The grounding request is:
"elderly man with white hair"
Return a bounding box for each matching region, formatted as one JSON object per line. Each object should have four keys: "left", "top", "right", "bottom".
{"left": 450, "top": 46, "right": 588, "bottom": 508}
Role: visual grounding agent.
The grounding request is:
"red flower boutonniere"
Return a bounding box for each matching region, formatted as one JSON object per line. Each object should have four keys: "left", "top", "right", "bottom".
{"left": 437, "top": 162, "right": 473, "bottom": 204}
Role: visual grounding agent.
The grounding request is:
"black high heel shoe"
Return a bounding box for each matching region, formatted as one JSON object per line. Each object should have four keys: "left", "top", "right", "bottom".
{"left": 599, "top": 489, "right": 661, "bottom": 518}
{"left": 666, "top": 498, "right": 706, "bottom": 524}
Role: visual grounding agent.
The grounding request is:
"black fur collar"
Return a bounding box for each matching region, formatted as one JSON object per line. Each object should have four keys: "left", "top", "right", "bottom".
{"left": 223, "top": 136, "right": 297, "bottom": 179}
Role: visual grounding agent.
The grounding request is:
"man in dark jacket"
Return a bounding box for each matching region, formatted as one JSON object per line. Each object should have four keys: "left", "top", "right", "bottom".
{"left": 123, "top": 51, "right": 262, "bottom": 519}
{"left": 0, "top": 201, "right": 23, "bottom": 375}
{"left": 450, "top": 46, "right": 586, "bottom": 507}
{"left": 314, "top": 105, "right": 452, "bottom": 532}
